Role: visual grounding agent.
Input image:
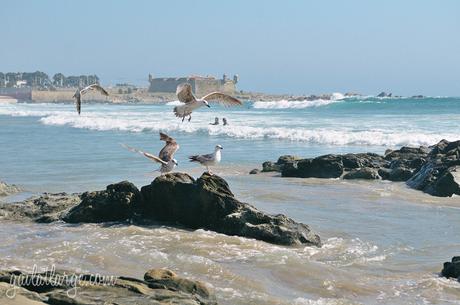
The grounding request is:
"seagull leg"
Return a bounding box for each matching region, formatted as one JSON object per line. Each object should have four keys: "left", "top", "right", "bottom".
{"left": 188, "top": 115, "right": 192, "bottom": 122}
{"left": 182, "top": 116, "right": 185, "bottom": 122}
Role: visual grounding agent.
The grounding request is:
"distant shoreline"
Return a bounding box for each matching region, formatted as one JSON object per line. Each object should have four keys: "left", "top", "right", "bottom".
{"left": 2, "top": 88, "right": 434, "bottom": 104}
{"left": 7, "top": 88, "right": 360, "bottom": 104}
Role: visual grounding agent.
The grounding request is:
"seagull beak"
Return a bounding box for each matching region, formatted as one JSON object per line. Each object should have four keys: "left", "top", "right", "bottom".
{"left": 206, "top": 104, "right": 211, "bottom": 108}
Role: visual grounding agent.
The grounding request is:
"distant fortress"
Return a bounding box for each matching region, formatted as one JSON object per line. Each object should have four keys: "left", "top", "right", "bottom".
{"left": 148, "top": 73, "right": 238, "bottom": 96}
{"left": 0, "top": 71, "right": 241, "bottom": 102}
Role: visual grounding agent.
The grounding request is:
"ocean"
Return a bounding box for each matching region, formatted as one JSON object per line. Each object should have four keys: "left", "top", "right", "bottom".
{"left": 1, "top": 96, "right": 460, "bottom": 304}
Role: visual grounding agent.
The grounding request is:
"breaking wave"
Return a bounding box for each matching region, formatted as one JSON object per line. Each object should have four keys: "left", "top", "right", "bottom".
{"left": 37, "top": 114, "right": 455, "bottom": 147}
{"left": 0, "top": 102, "right": 457, "bottom": 147}
{"left": 252, "top": 99, "right": 340, "bottom": 109}
{"left": 253, "top": 94, "right": 344, "bottom": 109}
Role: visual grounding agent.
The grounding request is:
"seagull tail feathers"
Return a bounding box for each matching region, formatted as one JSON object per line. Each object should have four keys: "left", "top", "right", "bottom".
{"left": 189, "top": 155, "right": 200, "bottom": 162}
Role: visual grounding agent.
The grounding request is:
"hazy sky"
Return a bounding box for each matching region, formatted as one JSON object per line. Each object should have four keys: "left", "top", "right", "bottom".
{"left": 1, "top": 0, "right": 459, "bottom": 95}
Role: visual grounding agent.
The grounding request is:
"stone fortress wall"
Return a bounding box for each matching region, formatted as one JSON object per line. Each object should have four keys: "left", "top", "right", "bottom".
{"left": 148, "top": 73, "right": 238, "bottom": 96}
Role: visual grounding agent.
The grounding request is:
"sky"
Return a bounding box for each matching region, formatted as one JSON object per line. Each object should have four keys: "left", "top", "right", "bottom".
{"left": 1, "top": 0, "right": 459, "bottom": 96}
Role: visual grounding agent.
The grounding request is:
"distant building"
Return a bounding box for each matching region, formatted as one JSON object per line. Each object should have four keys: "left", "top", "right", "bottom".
{"left": 52, "top": 74, "right": 100, "bottom": 88}
{"left": 0, "top": 71, "right": 100, "bottom": 89}
{"left": 148, "top": 73, "right": 238, "bottom": 96}
{"left": 16, "top": 80, "right": 27, "bottom": 87}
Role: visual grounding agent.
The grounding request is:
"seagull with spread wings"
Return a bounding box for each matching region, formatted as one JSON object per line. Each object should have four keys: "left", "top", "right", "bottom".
{"left": 174, "top": 83, "right": 242, "bottom": 122}
{"left": 121, "top": 132, "right": 179, "bottom": 174}
{"left": 73, "top": 83, "right": 109, "bottom": 115}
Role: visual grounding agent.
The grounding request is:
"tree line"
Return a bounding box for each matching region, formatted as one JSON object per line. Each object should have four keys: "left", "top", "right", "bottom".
{"left": 0, "top": 71, "right": 100, "bottom": 89}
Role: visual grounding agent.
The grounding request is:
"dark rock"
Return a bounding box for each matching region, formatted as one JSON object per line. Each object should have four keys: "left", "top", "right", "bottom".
{"left": 377, "top": 92, "right": 392, "bottom": 97}
{"left": 378, "top": 168, "right": 391, "bottom": 180}
{"left": 144, "top": 268, "right": 211, "bottom": 300}
{"left": 427, "top": 166, "right": 460, "bottom": 197}
{"left": 281, "top": 153, "right": 386, "bottom": 178}
{"left": 384, "top": 146, "right": 429, "bottom": 165}
{"left": 0, "top": 193, "right": 80, "bottom": 222}
{"left": 63, "top": 181, "right": 142, "bottom": 223}
{"left": 281, "top": 161, "right": 300, "bottom": 177}
{"left": 343, "top": 168, "right": 380, "bottom": 180}
{"left": 429, "top": 139, "right": 460, "bottom": 158}
{"left": 1, "top": 174, "right": 319, "bottom": 246}
{"left": 272, "top": 139, "right": 460, "bottom": 197}
{"left": 411, "top": 95, "right": 425, "bottom": 99}
{"left": 0, "top": 268, "right": 217, "bottom": 305}
{"left": 387, "top": 167, "right": 414, "bottom": 182}
{"left": 341, "top": 154, "right": 362, "bottom": 169}
{"left": 441, "top": 256, "right": 460, "bottom": 280}
{"left": 262, "top": 161, "right": 280, "bottom": 172}
{"left": 343, "top": 153, "right": 387, "bottom": 169}
{"left": 140, "top": 173, "right": 321, "bottom": 246}
{"left": 249, "top": 169, "right": 260, "bottom": 175}
{"left": 276, "top": 155, "right": 301, "bottom": 165}
{"left": 407, "top": 163, "right": 460, "bottom": 197}
{"left": 282, "top": 155, "right": 343, "bottom": 178}
{"left": 261, "top": 155, "right": 301, "bottom": 173}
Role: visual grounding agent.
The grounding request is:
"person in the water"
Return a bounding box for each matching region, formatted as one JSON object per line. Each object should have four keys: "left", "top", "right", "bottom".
{"left": 223, "top": 118, "right": 228, "bottom": 126}
{"left": 209, "top": 117, "right": 219, "bottom": 125}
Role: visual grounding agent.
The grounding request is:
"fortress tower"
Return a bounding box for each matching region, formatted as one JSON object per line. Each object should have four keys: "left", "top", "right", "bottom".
{"left": 148, "top": 73, "right": 238, "bottom": 96}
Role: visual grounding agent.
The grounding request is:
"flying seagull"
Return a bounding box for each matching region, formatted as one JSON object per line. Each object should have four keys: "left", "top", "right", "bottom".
{"left": 121, "top": 132, "right": 179, "bottom": 174}
{"left": 189, "top": 145, "right": 223, "bottom": 174}
{"left": 73, "top": 84, "right": 109, "bottom": 115}
{"left": 174, "top": 83, "right": 242, "bottom": 122}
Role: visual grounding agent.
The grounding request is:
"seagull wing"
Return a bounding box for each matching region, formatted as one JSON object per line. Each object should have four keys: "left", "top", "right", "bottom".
{"left": 121, "top": 144, "right": 167, "bottom": 165}
{"left": 81, "top": 84, "right": 109, "bottom": 96}
{"left": 201, "top": 92, "right": 242, "bottom": 107}
{"left": 176, "top": 83, "right": 196, "bottom": 104}
{"left": 189, "top": 153, "right": 214, "bottom": 163}
{"left": 158, "top": 132, "right": 179, "bottom": 162}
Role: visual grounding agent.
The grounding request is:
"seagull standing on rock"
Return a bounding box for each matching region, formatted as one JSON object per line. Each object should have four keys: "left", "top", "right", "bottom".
{"left": 174, "top": 83, "right": 242, "bottom": 122}
{"left": 189, "top": 145, "right": 223, "bottom": 174}
{"left": 121, "top": 132, "right": 179, "bottom": 174}
{"left": 73, "top": 83, "right": 109, "bottom": 115}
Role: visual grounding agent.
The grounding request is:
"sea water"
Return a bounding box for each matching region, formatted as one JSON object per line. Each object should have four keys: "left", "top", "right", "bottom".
{"left": 0, "top": 96, "right": 459, "bottom": 304}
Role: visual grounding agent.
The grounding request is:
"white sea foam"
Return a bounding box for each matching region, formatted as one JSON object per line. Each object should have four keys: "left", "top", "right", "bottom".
{"left": 166, "top": 100, "right": 182, "bottom": 106}
{"left": 37, "top": 113, "right": 455, "bottom": 146}
{"left": 293, "top": 297, "right": 359, "bottom": 305}
{"left": 1, "top": 102, "right": 458, "bottom": 147}
{"left": 253, "top": 99, "right": 342, "bottom": 109}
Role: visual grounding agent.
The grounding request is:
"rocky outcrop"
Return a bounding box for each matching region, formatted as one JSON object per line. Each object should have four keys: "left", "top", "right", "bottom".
{"left": 63, "top": 181, "right": 142, "bottom": 223}
{"left": 249, "top": 169, "right": 260, "bottom": 175}
{"left": 281, "top": 153, "right": 386, "bottom": 179}
{"left": 343, "top": 168, "right": 379, "bottom": 180}
{"left": 140, "top": 173, "right": 320, "bottom": 246}
{"left": 0, "top": 174, "right": 321, "bottom": 246}
{"left": 0, "top": 268, "right": 217, "bottom": 305}
{"left": 377, "top": 91, "right": 392, "bottom": 98}
{"left": 0, "top": 193, "right": 80, "bottom": 223}
{"left": 407, "top": 140, "right": 460, "bottom": 197}
{"left": 262, "top": 155, "right": 301, "bottom": 173}
{"left": 441, "top": 256, "right": 460, "bottom": 280}
{"left": 0, "top": 181, "right": 21, "bottom": 197}
{"left": 261, "top": 140, "right": 460, "bottom": 197}
{"left": 261, "top": 161, "right": 280, "bottom": 172}
{"left": 282, "top": 155, "right": 344, "bottom": 178}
